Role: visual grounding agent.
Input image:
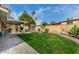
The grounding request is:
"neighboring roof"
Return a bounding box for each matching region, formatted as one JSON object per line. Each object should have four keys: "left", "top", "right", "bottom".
{"left": 60, "top": 18, "right": 79, "bottom": 23}
{"left": 46, "top": 18, "right": 79, "bottom": 26}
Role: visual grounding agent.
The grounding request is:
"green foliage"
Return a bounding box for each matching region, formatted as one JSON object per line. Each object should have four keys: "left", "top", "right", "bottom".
{"left": 40, "top": 22, "right": 48, "bottom": 29}
{"left": 32, "top": 10, "right": 36, "bottom": 16}
{"left": 19, "top": 11, "right": 35, "bottom": 24}
{"left": 41, "top": 22, "right": 48, "bottom": 26}
{"left": 69, "top": 25, "right": 79, "bottom": 36}
{"left": 32, "top": 10, "right": 37, "bottom": 21}
{"left": 50, "top": 21, "right": 56, "bottom": 25}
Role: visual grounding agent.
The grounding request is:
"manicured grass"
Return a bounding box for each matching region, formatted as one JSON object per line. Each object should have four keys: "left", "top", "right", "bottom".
{"left": 18, "top": 32, "right": 79, "bottom": 54}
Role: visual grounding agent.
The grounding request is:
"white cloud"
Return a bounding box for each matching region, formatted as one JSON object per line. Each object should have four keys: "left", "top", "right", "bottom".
{"left": 10, "top": 11, "right": 23, "bottom": 20}
{"left": 36, "top": 7, "right": 50, "bottom": 15}
{"left": 18, "top": 12, "right": 23, "bottom": 17}
{"left": 50, "top": 5, "right": 79, "bottom": 19}
{"left": 5, "top": 4, "right": 79, "bottom": 22}
{"left": 10, "top": 11, "right": 19, "bottom": 20}
{"left": 35, "top": 19, "right": 43, "bottom": 25}
{"left": 63, "top": 5, "right": 79, "bottom": 18}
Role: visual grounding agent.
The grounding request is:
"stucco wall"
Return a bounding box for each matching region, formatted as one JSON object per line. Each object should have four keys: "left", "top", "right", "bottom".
{"left": 45, "top": 20, "right": 79, "bottom": 34}
{"left": 45, "top": 24, "right": 62, "bottom": 33}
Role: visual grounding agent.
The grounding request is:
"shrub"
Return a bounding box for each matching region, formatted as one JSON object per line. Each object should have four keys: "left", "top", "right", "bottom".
{"left": 69, "top": 25, "right": 79, "bottom": 38}
{"left": 44, "top": 28, "right": 49, "bottom": 32}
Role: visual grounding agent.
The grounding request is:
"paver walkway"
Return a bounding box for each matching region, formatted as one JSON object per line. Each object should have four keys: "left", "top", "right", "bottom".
{"left": 57, "top": 33, "right": 79, "bottom": 43}
{"left": 0, "top": 34, "right": 38, "bottom": 54}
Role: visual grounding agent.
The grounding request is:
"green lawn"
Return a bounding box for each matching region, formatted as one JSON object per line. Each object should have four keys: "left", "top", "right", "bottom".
{"left": 18, "top": 32, "right": 79, "bottom": 54}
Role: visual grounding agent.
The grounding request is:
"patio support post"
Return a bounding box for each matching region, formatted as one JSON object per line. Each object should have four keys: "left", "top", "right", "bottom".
{"left": 17, "top": 25, "right": 19, "bottom": 33}
{"left": 24, "top": 22, "right": 29, "bottom": 32}
{"left": 0, "top": 22, "right": 1, "bottom": 32}
{"left": 23, "top": 23, "right": 25, "bottom": 32}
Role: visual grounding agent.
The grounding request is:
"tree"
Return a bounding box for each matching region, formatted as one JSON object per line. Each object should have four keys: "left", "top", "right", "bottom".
{"left": 32, "top": 10, "right": 36, "bottom": 16}
{"left": 19, "top": 11, "right": 36, "bottom": 31}
{"left": 41, "top": 22, "right": 48, "bottom": 26}
{"left": 32, "top": 10, "right": 37, "bottom": 21}
{"left": 19, "top": 11, "right": 35, "bottom": 24}
{"left": 50, "top": 21, "right": 56, "bottom": 25}
{"left": 41, "top": 22, "right": 47, "bottom": 28}
{"left": 40, "top": 22, "right": 48, "bottom": 32}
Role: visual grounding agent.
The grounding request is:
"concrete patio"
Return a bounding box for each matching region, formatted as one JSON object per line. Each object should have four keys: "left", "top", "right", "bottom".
{"left": 0, "top": 34, "right": 38, "bottom": 54}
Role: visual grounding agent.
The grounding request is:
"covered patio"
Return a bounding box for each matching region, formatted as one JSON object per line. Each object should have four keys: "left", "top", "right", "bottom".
{"left": 0, "top": 5, "right": 29, "bottom": 35}
{"left": 6, "top": 20, "right": 28, "bottom": 34}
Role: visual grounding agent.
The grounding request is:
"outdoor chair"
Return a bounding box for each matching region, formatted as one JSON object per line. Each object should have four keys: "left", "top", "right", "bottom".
{"left": 0, "top": 32, "right": 2, "bottom": 36}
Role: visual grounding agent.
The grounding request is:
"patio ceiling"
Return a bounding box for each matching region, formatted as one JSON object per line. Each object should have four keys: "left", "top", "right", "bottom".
{"left": 7, "top": 20, "right": 28, "bottom": 25}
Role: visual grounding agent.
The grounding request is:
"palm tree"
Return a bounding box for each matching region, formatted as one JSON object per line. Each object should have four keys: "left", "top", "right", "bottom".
{"left": 31, "top": 10, "right": 38, "bottom": 31}
{"left": 32, "top": 10, "right": 37, "bottom": 21}
{"left": 50, "top": 21, "right": 56, "bottom": 25}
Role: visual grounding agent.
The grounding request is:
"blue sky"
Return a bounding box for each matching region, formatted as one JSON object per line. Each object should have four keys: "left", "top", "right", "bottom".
{"left": 4, "top": 4, "right": 79, "bottom": 25}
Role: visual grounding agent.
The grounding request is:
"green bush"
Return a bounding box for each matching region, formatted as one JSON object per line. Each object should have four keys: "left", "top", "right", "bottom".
{"left": 69, "top": 25, "right": 79, "bottom": 38}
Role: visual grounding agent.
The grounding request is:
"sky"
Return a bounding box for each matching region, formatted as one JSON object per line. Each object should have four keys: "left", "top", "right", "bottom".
{"left": 4, "top": 4, "right": 79, "bottom": 25}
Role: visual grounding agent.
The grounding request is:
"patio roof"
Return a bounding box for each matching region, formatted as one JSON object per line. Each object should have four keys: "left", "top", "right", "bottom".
{"left": 46, "top": 18, "right": 79, "bottom": 26}
{"left": 0, "top": 5, "right": 10, "bottom": 13}
{"left": 60, "top": 18, "right": 79, "bottom": 23}
{"left": 7, "top": 20, "right": 28, "bottom": 25}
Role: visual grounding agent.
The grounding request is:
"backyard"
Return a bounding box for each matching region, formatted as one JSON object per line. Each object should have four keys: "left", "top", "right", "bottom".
{"left": 18, "top": 32, "right": 79, "bottom": 54}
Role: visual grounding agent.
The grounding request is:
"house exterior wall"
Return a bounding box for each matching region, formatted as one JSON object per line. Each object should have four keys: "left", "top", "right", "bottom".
{"left": 6, "top": 24, "right": 21, "bottom": 33}
{"left": 73, "top": 21, "right": 79, "bottom": 26}
{"left": 61, "top": 20, "right": 79, "bottom": 30}
{"left": 35, "top": 25, "right": 42, "bottom": 32}
{"left": 0, "top": 5, "right": 29, "bottom": 34}
{"left": 6, "top": 23, "right": 29, "bottom": 34}
{"left": 0, "top": 10, "right": 9, "bottom": 32}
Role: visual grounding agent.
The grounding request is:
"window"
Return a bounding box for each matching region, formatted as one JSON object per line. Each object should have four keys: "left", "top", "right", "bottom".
{"left": 67, "top": 21, "right": 73, "bottom": 25}
{"left": 25, "top": 23, "right": 28, "bottom": 26}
